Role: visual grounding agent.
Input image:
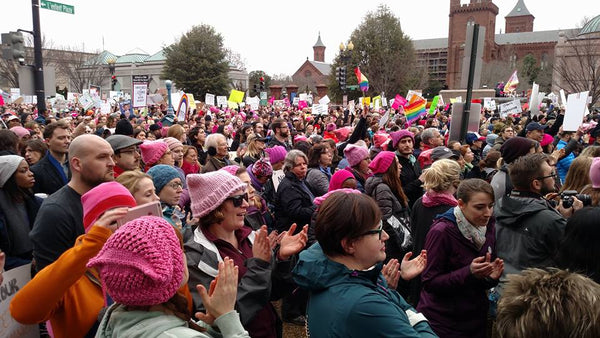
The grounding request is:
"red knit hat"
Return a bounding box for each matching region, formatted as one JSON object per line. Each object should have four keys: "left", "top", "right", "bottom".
{"left": 369, "top": 151, "right": 396, "bottom": 174}
{"left": 139, "top": 141, "right": 168, "bottom": 166}
{"left": 81, "top": 181, "right": 137, "bottom": 232}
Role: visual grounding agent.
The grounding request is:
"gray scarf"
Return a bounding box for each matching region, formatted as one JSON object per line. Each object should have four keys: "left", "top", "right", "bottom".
{"left": 453, "top": 206, "right": 487, "bottom": 250}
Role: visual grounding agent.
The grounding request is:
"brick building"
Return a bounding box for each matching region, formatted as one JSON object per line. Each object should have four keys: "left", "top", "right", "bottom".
{"left": 291, "top": 34, "right": 331, "bottom": 93}
{"left": 413, "top": 0, "right": 579, "bottom": 89}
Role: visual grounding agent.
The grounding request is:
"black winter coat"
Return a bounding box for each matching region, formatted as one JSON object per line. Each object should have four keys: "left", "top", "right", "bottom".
{"left": 274, "top": 171, "right": 316, "bottom": 232}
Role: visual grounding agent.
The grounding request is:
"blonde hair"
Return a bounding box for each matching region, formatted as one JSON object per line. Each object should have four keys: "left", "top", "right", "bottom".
{"left": 167, "top": 124, "right": 185, "bottom": 142}
{"left": 422, "top": 159, "right": 461, "bottom": 192}
{"left": 116, "top": 170, "right": 152, "bottom": 195}
{"left": 561, "top": 156, "right": 593, "bottom": 193}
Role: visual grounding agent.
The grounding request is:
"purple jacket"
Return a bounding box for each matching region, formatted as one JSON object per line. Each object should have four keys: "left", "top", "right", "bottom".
{"left": 417, "top": 208, "right": 498, "bottom": 338}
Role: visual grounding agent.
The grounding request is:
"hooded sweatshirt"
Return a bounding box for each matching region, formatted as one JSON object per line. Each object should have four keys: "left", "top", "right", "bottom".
{"left": 292, "top": 243, "right": 437, "bottom": 338}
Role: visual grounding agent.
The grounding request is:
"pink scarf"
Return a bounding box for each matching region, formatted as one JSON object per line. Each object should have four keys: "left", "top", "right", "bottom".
{"left": 422, "top": 190, "right": 458, "bottom": 208}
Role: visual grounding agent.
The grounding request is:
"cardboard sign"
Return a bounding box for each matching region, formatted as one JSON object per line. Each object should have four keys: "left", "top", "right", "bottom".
{"left": 216, "top": 96, "right": 227, "bottom": 108}
{"left": 132, "top": 83, "right": 147, "bottom": 108}
{"left": 483, "top": 98, "right": 496, "bottom": 111}
{"left": 0, "top": 264, "right": 39, "bottom": 338}
{"left": 498, "top": 100, "right": 522, "bottom": 117}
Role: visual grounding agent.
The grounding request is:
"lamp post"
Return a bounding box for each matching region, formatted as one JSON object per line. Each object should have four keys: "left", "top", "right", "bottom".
{"left": 338, "top": 41, "right": 353, "bottom": 99}
{"left": 107, "top": 58, "right": 116, "bottom": 91}
{"left": 165, "top": 80, "right": 174, "bottom": 115}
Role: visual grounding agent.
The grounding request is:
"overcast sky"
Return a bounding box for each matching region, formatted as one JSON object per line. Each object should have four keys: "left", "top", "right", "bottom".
{"left": 2, "top": 0, "right": 594, "bottom": 76}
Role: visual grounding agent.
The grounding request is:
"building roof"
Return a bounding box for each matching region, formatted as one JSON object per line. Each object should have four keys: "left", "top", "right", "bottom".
{"left": 495, "top": 29, "right": 578, "bottom": 44}
{"left": 313, "top": 33, "right": 325, "bottom": 48}
{"left": 506, "top": 0, "right": 533, "bottom": 17}
{"left": 413, "top": 38, "right": 448, "bottom": 50}
{"left": 145, "top": 50, "right": 166, "bottom": 62}
{"left": 309, "top": 61, "right": 331, "bottom": 75}
{"left": 95, "top": 50, "right": 119, "bottom": 64}
{"left": 579, "top": 14, "right": 600, "bottom": 36}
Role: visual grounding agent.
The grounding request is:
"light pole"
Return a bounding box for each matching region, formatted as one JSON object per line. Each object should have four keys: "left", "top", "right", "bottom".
{"left": 107, "top": 58, "right": 116, "bottom": 91}
{"left": 338, "top": 41, "right": 353, "bottom": 100}
{"left": 165, "top": 80, "right": 174, "bottom": 115}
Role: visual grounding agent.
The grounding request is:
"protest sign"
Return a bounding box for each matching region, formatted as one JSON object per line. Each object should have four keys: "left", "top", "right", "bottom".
{"left": 312, "top": 104, "right": 328, "bottom": 115}
{"left": 78, "top": 92, "right": 94, "bottom": 110}
{"left": 560, "top": 89, "right": 567, "bottom": 107}
{"left": 564, "top": 91, "right": 589, "bottom": 131}
{"left": 318, "top": 95, "right": 330, "bottom": 105}
{"left": 216, "top": 96, "right": 227, "bottom": 108}
{"left": 498, "top": 100, "right": 522, "bottom": 117}
{"left": 187, "top": 94, "right": 196, "bottom": 110}
{"left": 292, "top": 97, "right": 300, "bottom": 106}
{"left": 529, "top": 83, "right": 540, "bottom": 115}
{"left": 229, "top": 90, "right": 244, "bottom": 103}
{"left": 0, "top": 264, "right": 39, "bottom": 338}
{"left": 272, "top": 169, "right": 285, "bottom": 192}
{"left": 132, "top": 84, "right": 147, "bottom": 108}
{"left": 299, "top": 93, "right": 308, "bottom": 101}
{"left": 205, "top": 93, "right": 215, "bottom": 106}
{"left": 483, "top": 98, "right": 496, "bottom": 111}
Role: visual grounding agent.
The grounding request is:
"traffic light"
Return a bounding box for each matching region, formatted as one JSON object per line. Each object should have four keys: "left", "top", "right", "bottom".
{"left": 111, "top": 75, "right": 117, "bottom": 89}
{"left": 1, "top": 31, "right": 25, "bottom": 63}
{"left": 259, "top": 77, "right": 265, "bottom": 91}
{"left": 336, "top": 66, "right": 347, "bottom": 91}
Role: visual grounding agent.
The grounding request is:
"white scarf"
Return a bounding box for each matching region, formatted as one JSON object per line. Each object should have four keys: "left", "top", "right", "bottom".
{"left": 453, "top": 206, "right": 487, "bottom": 250}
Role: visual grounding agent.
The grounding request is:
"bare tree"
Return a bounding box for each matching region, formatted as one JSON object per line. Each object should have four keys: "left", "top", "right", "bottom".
{"left": 54, "top": 46, "right": 107, "bottom": 93}
{"left": 553, "top": 33, "right": 600, "bottom": 107}
{"left": 225, "top": 48, "right": 247, "bottom": 71}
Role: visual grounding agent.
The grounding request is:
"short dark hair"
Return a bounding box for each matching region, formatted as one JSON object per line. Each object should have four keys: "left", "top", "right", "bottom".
{"left": 43, "top": 120, "right": 70, "bottom": 140}
{"left": 271, "top": 118, "right": 286, "bottom": 132}
{"left": 509, "top": 153, "right": 549, "bottom": 190}
{"left": 316, "top": 192, "right": 381, "bottom": 257}
{"left": 457, "top": 178, "right": 494, "bottom": 203}
{"left": 307, "top": 143, "right": 329, "bottom": 168}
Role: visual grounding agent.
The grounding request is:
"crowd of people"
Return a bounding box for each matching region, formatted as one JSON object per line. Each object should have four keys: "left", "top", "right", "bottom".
{"left": 1, "top": 97, "right": 599, "bottom": 337}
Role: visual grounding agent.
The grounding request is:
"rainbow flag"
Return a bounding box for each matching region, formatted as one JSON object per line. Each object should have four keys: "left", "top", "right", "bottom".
{"left": 354, "top": 67, "right": 369, "bottom": 92}
{"left": 504, "top": 70, "right": 519, "bottom": 93}
{"left": 404, "top": 95, "right": 427, "bottom": 123}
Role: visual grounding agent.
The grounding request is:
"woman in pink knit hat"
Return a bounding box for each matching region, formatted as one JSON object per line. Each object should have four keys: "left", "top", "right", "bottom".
{"left": 186, "top": 170, "right": 308, "bottom": 338}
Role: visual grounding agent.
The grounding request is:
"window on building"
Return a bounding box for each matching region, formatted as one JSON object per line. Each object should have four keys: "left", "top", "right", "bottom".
{"left": 510, "top": 54, "right": 517, "bottom": 69}
{"left": 541, "top": 53, "right": 548, "bottom": 70}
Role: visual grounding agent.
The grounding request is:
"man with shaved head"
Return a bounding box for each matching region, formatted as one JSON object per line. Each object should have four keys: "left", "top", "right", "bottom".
{"left": 30, "top": 134, "right": 115, "bottom": 271}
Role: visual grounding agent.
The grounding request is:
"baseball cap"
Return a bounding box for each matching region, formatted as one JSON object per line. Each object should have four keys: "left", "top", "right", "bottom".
{"left": 526, "top": 122, "right": 548, "bottom": 132}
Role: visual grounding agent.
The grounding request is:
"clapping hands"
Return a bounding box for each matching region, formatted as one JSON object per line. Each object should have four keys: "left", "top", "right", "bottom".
{"left": 278, "top": 223, "right": 308, "bottom": 261}
{"left": 470, "top": 253, "right": 504, "bottom": 280}
{"left": 195, "top": 257, "right": 239, "bottom": 325}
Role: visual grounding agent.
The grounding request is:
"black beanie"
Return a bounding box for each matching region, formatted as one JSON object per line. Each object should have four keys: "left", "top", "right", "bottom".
{"left": 115, "top": 118, "right": 134, "bottom": 136}
{"left": 500, "top": 136, "right": 534, "bottom": 164}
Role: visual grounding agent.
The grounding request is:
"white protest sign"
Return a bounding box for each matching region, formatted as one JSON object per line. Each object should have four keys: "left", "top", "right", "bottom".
{"left": 0, "top": 264, "right": 39, "bottom": 338}
{"left": 100, "top": 101, "right": 111, "bottom": 114}
{"left": 216, "top": 96, "right": 227, "bottom": 108}
{"left": 66, "top": 92, "right": 77, "bottom": 102}
{"left": 318, "top": 95, "right": 330, "bottom": 105}
{"left": 246, "top": 96, "right": 259, "bottom": 110}
{"left": 454, "top": 96, "right": 463, "bottom": 103}
{"left": 205, "top": 93, "right": 215, "bottom": 106}
{"left": 78, "top": 93, "right": 94, "bottom": 110}
{"left": 379, "top": 109, "right": 390, "bottom": 128}
{"left": 272, "top": 169, "right": 285, "bottom": 192}
{"left": 483, "top": 98, "right": 496, "bottom": 110}
{"left": 560, "top": 89, "right": 567, "bottom": 107}
{"left": 499, "top": 100, "right": 522, "bottom": 117}
{"left": 312, "top": 104, "right": 328, "bottom": 115}
{"left": 132, "top": 83, "right": 147, "bottom": 108}
{"left": 563, "top": 91, "right": 589, "bottom": 132}
{"left": 547, "top": 92, "right": 558, "bottom": 105}
{"left": 348, "top": 101, "right": 356, "bottom": 115}
{"left": 273, "top": 100, "right": 284, "bottom": 108}
{"left": 529, "top": 83, "right": 540, "bottom": 115}
{"left": 299, "top": 93, "right": 308, "bottom": 101}
{"left": 292, "top": 97, "right": 300, "bottom": 106}
{"left": 381, "top": 97, "right": 388, "bottom": 107}
{"left": 9, "top": 88, "right": 20, "bottom": 102}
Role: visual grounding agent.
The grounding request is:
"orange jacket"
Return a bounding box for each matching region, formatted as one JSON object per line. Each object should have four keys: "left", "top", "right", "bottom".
{"left": 10, "top": 225, "right": 192, "bottom": 338}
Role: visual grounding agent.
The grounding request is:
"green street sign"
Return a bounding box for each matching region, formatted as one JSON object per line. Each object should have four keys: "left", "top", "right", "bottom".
{"left": 346, "top": 85, "right": 359, "bottom": 90}
{"left": 40, "top": 0, "right": 74, "bottom": 15}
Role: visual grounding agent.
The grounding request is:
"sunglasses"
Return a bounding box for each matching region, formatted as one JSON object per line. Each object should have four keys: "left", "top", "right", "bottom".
{"left": 227, "top": 193, "right": 248, "bottom": 207}
{"left": 361, "top": 221, "right": 384, "bottom": 240}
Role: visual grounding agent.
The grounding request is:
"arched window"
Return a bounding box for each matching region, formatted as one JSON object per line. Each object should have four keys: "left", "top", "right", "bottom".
{"left": 541, "top": 53, "right": 548, "bottom": 70}
{"left": 510, "top": 54, "right": 518, "bottom": 69}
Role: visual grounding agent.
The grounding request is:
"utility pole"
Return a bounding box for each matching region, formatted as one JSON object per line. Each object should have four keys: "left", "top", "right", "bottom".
{"left": 32, "top": 0, "right": 46, "bottom": 115}
{"left": 459, "top": 23, "right": 479, "bottom": 144}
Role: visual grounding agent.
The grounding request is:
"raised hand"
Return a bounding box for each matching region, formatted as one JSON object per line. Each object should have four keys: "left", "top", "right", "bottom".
{"left": 195, "top": 258, "right": 239, "bottom": 325}
{"left": 382, "top": 259, "right": 400, "bottom": 289}
{"left": 400, "top": 250, "right": 427, "bottom": 281}
{"left": 95, "top": 207, "right": 129, "bottom": 232}
{"left": 488, "top": 258, "right": 504, "bottom": 280}
{"left": 252, "top": 225, "right": 272, "bottom": 262}
{"left": 278, "top": 223, "right": 308, "bottom": 260}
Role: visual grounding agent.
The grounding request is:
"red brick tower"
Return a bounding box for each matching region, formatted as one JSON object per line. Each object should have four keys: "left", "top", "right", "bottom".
{"left": 313, "top": 33, "right": 325, "bottom": 62}
{"left": 505, "top": 0, "right": 534, "bottom": 33}
{"left": 447, "top": 0, "right": 499, "bottom": 88}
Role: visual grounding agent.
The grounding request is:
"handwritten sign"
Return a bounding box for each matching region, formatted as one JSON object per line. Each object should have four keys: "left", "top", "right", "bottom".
{"left": 205, "top": 93, "right": 215, "bottom": 106}
{"left": 216, "top": 96, "right": 227, "bottom": 108}
{"left": 498, "top": 100, "right": 522, "bottom": 117}
{"left": 272, "top": 169, "right": 285, "bottom": 192}
{"left": 0, "top": 264, "right": 39, "bottom": 338}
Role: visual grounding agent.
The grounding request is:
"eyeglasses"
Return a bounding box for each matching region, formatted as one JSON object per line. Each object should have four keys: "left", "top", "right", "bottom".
{"left": 360, "top": 221, "right": 384, "bottom": 240}
{"left": 536, "top": 172, "right": 557, "bottom": 181}
{"left": 167, "top": 181, "right": 183, "bottom": 190}
{"left": 226, "top": 193, "right": 248, "bottom": 207}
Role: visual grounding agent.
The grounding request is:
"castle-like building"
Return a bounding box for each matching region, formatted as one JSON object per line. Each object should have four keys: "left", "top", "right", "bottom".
{"left": 413, "top": 0, "right": 578, "bottom": 89}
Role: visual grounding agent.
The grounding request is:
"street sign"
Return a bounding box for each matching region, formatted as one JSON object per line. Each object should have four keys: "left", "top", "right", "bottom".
{"left": 40, "top": 0, "right": 74, "bottom": 15}
{"left": 346, "top": 85, "right": 359, "bottom": 90}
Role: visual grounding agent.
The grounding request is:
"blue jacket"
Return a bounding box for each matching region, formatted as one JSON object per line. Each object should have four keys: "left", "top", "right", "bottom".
{"left": 556, "top": 139, "right": 574, "bottom": 183}
{"left": 293, "top": 243, "right": 437, "bottom": 338}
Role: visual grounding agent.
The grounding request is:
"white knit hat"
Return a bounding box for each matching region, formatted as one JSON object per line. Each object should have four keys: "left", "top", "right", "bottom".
{"left": 0, "top": 155, "right": 25, "bottom": 188}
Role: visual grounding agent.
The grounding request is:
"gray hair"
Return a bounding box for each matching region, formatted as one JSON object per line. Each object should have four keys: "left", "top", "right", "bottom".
{"left": 205, "top": 133, "right": 225, "bottom": 150}
{"left": 421, "top": 128, "right": 439, "bottom": 145}
{"left": 283, "top": 149, "right": 308, "bottom": 173}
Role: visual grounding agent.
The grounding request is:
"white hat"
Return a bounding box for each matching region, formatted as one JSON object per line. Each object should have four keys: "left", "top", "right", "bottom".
{"left": 0, "top": 155, "right": 25, "bottom": 188}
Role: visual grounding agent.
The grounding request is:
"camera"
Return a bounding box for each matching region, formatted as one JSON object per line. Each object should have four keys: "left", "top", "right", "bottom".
{"left": 560, "top": 190, "right": 592, "bottom": 208}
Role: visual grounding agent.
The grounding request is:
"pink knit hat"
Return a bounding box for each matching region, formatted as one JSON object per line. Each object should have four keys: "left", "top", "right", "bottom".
{"left": 328, "top": 170, "right": 356, "bottom": 192}
{"left": 163, "top": 137, "right": 183, "bottom": 151}
{"left": 87, "top": 216, "right": 184, "bottom": 306}
{"left": 344, "top": 144, "right": 369, "bottom": 167}
{"left": 590, "top": 157, "right": 600, "bottom": 189}
{"left": 369, "top": 151, "right": 396, "bottom": 174}
{"left": 390, "top": 130, "right": 414, "bottom": 148}
{"left": 540, "top": 133, "right": 554, "bottom": 148}
{"left": 373, "top": 133, "right": 390, "bottom": 150}
{"left": 265, "top": 146, "right": 287, "bottom": 164}
{"left": 187, "top": 171, "right": 247, "bottom": 218}
{"left": 81, "top": 182, "right": 137, "bottom": 232}
{"left": 314, "top": 188, "right": 361, "bottom": 206}
{"left": 10, "top": 126, "right": 30, "bottom": 139}
{"left": 220, "top": 165, "right": 240, "bottom": 176}
{"left": 333, "top": 127, "right": 351, "bottom": 142}
{"left": 139, "top": 141, "right": 168, "bottom": 165}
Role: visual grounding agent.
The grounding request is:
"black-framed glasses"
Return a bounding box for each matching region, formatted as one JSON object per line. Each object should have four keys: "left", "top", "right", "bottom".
{"left": 536, "top": 172, "right": 557, "bottom": 181}
{"left": 360, "top": 221, "right": 384, "bottom": 240}
{"left": 227, "top": 193, "right": 248, "bottom": 207}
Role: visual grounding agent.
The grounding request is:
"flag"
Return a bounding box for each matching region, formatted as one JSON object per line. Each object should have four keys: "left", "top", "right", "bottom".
{"left": 504, "top": 70, "right": 519, "bottom": 93}
{"left": 354, "top": 67, "right": 369, "bottom": 92}
{"left": 404, "top": 95, "right": 427, "bottom": 123}
{"left": 391, "top": 94, "right": 407, "bottom": 110}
